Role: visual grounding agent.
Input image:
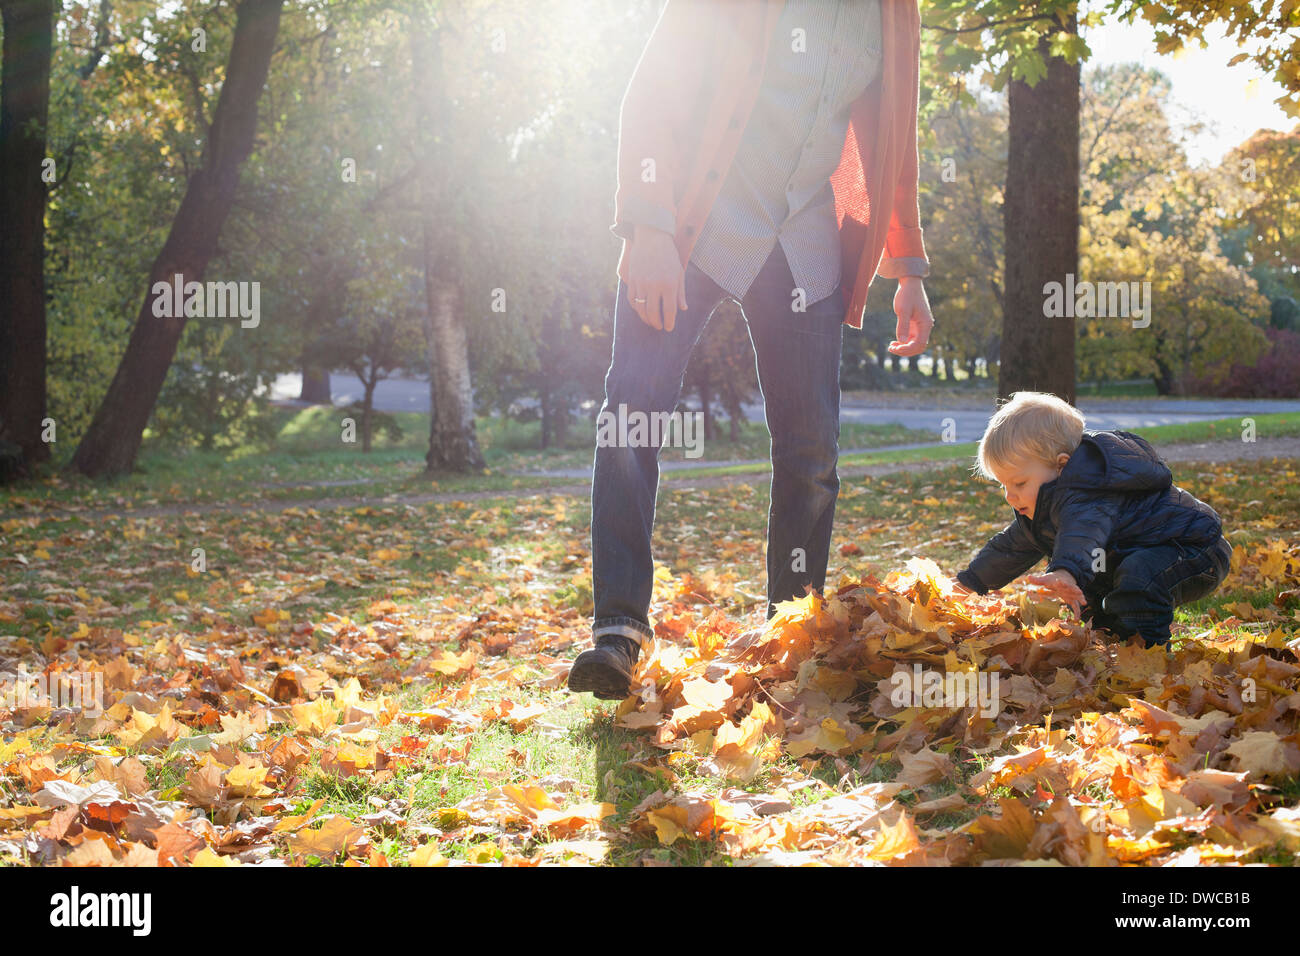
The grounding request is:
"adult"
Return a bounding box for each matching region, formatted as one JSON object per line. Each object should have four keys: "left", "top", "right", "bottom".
{"left": 569, "top": 0, "right": 934, "bottom": 699}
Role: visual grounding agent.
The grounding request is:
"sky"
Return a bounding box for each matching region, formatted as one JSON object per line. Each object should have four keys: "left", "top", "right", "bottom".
{"left": 1081, "top": 10, "right": 1296, "bottom": 167}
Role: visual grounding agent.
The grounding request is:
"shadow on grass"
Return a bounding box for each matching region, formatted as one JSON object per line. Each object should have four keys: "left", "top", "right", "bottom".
{"left": 576, "top": 707, "right": 741, "bottom": 866}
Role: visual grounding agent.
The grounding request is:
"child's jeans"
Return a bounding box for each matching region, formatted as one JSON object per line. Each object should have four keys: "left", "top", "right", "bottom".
{"left": 1080, "top": 535, "right": 1233, "bottom": 646}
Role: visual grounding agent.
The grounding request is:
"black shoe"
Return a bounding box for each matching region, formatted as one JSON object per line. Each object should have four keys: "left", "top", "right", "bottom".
{"left": 567, "top": 634, "right": 642, "bottom": 700}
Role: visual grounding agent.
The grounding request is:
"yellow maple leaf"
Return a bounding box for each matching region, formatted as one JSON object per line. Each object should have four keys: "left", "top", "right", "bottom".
{"left": 292, "top": 697, "right": 338, "bottom": 735}
{"left": 225, "top": 761, "right": 273, "bottom": 797}
{"left": 868, "top": 811, "right": 921, "bottom": 861}
{"left": 408, "top": 843, "right": 449, "bottom": 866}
{"left": 192, "top": 847, "right": 242, "bottom": 867}
{"left": 289, "top": 815, "right": 364, "bottom": 859}
{"left": 679, "top": 676, "right": 733, "bottom": 712}
{"left": 648, "top": 805, "right": 689, "bottom": 845}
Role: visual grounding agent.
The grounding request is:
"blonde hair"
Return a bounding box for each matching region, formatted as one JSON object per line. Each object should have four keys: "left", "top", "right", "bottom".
{"left": 973, "top": 391, "right": 1085, "bottom": 481}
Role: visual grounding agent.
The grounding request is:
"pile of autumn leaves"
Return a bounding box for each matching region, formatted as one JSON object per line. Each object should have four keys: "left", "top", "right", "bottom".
{"left": 2, "top": 545, "right": 1300, "bottom": 866}
{"left": 614, "top": 553, "right": 1300, "bottom": 864}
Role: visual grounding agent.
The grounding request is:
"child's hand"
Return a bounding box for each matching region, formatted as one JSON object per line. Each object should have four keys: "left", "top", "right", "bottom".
{"left": 1023, "top": 570, "right": 1084, "bottom": 617}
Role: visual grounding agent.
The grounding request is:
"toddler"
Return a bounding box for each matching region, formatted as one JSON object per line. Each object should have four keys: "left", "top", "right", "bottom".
{"left": 953, "top": 391, "right": 1232, "bottom": 647}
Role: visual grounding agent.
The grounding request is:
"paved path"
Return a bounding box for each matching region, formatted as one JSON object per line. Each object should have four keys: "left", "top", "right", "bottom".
{"left": 268, "top": 372, "right": 1300, "bottom": 440}
{"left": 263, "top": 371, "right": 1299, "bottom": 481}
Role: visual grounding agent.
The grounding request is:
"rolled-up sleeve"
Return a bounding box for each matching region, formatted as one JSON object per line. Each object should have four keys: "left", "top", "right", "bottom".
{"left": 875, "top": 255, "right": 930, "bottom": 279}
{"left": 610, "top": 194, "right": 678, "bottom": 241}
{"left": 609, "top": 1, "right": 708, "bottom": 248}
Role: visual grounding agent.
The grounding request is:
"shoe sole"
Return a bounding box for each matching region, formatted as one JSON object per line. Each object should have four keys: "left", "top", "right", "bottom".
{"left": 567, "top": 657, "right": 631, "bottom": 700}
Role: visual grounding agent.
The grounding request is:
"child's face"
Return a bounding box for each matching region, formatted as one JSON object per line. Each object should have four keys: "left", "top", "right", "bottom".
{"left": 990, "top": 453, "right": 1071, "bottom": 520}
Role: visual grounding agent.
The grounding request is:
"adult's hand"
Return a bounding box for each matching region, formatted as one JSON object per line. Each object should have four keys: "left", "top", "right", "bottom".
{"left": 888, "top": 276, "right": 934, "bottom": 357}
{"left": 627, "top": 225, "right": 687, "bottom": 332}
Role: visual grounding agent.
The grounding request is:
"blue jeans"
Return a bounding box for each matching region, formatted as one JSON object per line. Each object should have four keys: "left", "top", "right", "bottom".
{"left": 1081, "top": 535, "right": 1233, "bottom": 646}
{"left": 590, "top": 242, "right": 844, "bottom": 645}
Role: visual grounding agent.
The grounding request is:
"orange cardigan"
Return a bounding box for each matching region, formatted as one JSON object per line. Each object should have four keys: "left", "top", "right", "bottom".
{"left": 611, "top": 0, "right": 928, "bottom": 329}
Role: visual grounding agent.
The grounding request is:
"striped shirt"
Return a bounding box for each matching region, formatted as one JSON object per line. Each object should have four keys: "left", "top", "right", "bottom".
{"left": 610, "top": 0, "right": 930, "bottom": 328}
{"left": 621, "top": 0, "right": 928, "bottom": 305}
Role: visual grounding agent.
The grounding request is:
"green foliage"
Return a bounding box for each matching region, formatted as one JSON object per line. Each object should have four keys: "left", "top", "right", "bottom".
{"left": 1112, "top": 0, "right": 1300, "bottom": 117}
{"left": 921, "top": 0, "right": 1093, "bottom": 113}
{"left": 35, "top": 0, "right": 1300, "bottom": 461}
{"left": 1075, "top": 63, "right": 1271, "bottom": 392}
{"left": 150, "top": 322, "right": 281, "bottom": 452}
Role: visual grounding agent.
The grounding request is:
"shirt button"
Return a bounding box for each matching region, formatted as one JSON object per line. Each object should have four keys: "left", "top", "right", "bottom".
{"left": 684, "top": 225, "right": 694, "bottom": 235}
{"left": 706, "top": 169, "right": 718, "bottom": 181}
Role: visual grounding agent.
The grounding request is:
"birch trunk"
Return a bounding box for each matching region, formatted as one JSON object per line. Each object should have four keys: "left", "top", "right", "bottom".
{"left": 411, "top": 9, "right": 485, "bottom": 472}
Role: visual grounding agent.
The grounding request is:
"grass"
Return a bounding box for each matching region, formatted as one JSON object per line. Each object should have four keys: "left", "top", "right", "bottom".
{"left": 0, "top": 407, "right": 934, "bottom": 514}
{"left": 1, "top": 410, "right": 1297, "bottom": 865}
{"left": 5, "top": 405, "right": 1296, "bottom": 519}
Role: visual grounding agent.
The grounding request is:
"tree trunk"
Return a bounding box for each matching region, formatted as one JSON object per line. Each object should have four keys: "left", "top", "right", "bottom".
{"left": 299, "top": 366, "right": 330, "bottom": 403}
{"left": 1152, "top": 349, "right": 1176, "bottom": 396}
{"left": 720, "top": 387, "right": 744, "bottom": 442}
{"left": 539, "top": 385, "right": 552, "bottom": 450}
{"left": 69, "top": 0, "right": 284, "bottom": 477}
{"left": 411, "top": 13, "right": 485, "bottom": 473}
{"left": 0, "top": 0, "right": 55, "bottom": 479}
{"left": 698, "top": 383, "right": 715, "bottom": 442}
{"left": 552, "top": 397, "right": 569, "bottom": 448}
{"left": 201, "top": 369, "right": 219, "bottom": 450}
{"left": 361, "top": 378, "right": 375, "bottom": 453}
{"left": 298, "top": 264, "right": 349, "bottom": 404}
{"left": 998, "top": 15, "right": 1080, "bottom": 406}
{"left": 420, "top": 275, "right": 485, "bottom": 471}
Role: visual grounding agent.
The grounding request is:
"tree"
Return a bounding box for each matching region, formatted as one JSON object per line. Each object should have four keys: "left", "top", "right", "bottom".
{"left": 43, "top": 2, "right": 182, "bottom": 449}
{"left": 1074, "top": 64, "right": 1270, "bottom": 394}
{"left": 313, "top": 265, "right": 426, "bottom": 452}
{"left": 299, "top": 368, "right": 331, "bottom": 404}
{"left": 1117, "top": 0, "right": 1300, "bottom": 118}
{"left": 69, "top": 0, "right": 284, "bottom": 477}
{"left": 0, "top": 0, "right": 55, "bottom": 479}
{"left": 924, "top": 1, "right": 1088, "bottom": 404}
{"left": 683, "top": 301, "right": 759, "bottom": 442}
{"left": 409, "top": 4, "right": 484, "bottom": 473}
{"left": 923, "top": 0, "right": 1300, "bottom": 404}
{"left": 998, "top": 12, "right": 1081, "bottom": 405}
{"left": 1226, "top": 125, "right": 1300, "bottom": 317}
{"left": 915, "top": 91, "right": 1008, "bottom": 382}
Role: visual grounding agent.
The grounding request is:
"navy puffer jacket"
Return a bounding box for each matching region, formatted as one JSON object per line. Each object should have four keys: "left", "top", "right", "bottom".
{"left": 956, "top": 429, "right": 1223, "bottom": 595}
